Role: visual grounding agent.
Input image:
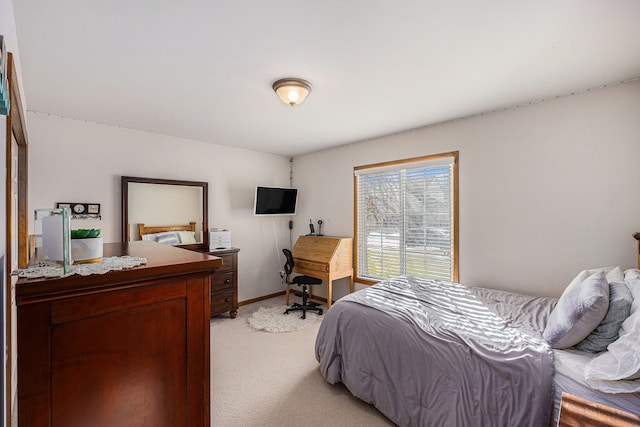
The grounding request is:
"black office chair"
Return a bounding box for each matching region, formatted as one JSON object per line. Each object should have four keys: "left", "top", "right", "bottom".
{"left": 282, "top": 248, "right": 323, "bottom": 319}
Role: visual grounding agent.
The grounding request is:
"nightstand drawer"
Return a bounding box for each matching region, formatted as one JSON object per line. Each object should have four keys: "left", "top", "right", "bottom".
{"left": 211, "top": 290, "right": 234, "bottom": 314}
{"left": 216, "top": 253, "right": 235, "bottom": 273}
{"left": 211, "top": 272, "right": 234, "bottom": 292}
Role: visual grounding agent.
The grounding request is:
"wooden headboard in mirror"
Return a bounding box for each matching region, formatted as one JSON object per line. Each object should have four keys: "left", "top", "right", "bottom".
{"left": 121, "top": 176, "right": 209, "bottom": 250}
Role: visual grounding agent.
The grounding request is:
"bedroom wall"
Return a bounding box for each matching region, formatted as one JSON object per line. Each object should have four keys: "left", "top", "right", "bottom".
{"left": 293, "top": 79, "right": 640, "bottom": 299}
{"left": 27, "top": 112, "right": 293, "bottom": 301}
{"left": 22, "top": 79, "right": 640, "bottom": 302}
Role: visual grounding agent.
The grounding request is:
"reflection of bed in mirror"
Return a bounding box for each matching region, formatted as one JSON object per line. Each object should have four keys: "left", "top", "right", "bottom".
{"left": 138, "top": 222, "right": 198, "bottom": 246}
{"left": 121, "top": 176, "right": 209, "bottom": 251}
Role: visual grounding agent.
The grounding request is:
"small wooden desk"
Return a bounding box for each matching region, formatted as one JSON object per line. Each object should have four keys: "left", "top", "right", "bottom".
{"left": 290, "top": 235, "right": 353, "bottom": 309}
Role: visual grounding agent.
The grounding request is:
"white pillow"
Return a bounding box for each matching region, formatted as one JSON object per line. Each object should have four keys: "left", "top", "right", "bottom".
{"left": 543, "top": 270, "right": 609, "bottom": 349}
{"left": 564, "top": 269, "right": 591, "bottom": 290}
{"left": 141, "top": 233, "right": 157, "bottom": 242}
{"left": 177, "top": 231, "right": 197, "bottom": 244}
{"left": 603, "top": 266, "right": 624, "bottom": 284}
{"left": 584, "top": 269, "right": 640, "bottom": 393}
{"left": 566, "top": 266, "right": 623, "bottom": 288}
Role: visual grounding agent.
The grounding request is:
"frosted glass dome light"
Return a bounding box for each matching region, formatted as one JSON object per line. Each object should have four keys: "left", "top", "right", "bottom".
{"left": 272, "top": 78, "right": 312, "bottom": 106}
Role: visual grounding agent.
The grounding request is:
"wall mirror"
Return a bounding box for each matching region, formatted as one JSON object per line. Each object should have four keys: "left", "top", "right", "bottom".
{"left": 121, "top": 176, "right": 209, "bottom": 251}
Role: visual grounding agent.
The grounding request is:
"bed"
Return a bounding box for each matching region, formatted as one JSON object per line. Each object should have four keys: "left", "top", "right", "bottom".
{"left": 137, "top": 222, "right": 199, "bottom": 246}
{"left": 315, "top": 271, "right": 640, "bottom": 426}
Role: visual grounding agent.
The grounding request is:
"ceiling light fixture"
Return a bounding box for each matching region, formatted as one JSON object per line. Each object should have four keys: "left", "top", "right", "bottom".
{"left": 272, "top": 78, "right": 312, "bottom": 106}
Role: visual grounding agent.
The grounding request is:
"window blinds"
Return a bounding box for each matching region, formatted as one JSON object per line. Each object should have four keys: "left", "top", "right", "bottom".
{"left": 355, "top": 154, "right": 456, "bottom": 282}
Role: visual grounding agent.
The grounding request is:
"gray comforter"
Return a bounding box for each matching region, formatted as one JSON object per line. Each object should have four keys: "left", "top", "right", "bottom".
{"left": 315, "top": 276, "right": 557, "bottom": 427}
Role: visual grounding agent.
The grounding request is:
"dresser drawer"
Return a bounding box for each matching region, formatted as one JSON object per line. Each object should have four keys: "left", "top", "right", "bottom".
{"left": 211, "top": 290, "right": 234, "bottom": 315}
{"left": 215, "top": 253, "right": 236, "bottom": 273}
{"left": 211, "top": 272, "right": 234, "bottom": 292}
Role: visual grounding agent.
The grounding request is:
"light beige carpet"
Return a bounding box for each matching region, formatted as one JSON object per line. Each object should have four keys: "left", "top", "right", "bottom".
{"left": 210, "top": 295, "right": 396, "bottom": 427}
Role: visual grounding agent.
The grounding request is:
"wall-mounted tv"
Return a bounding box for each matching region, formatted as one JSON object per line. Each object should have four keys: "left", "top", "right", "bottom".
{"left": 254, "top": 186, "right": 298, "bottom": 216}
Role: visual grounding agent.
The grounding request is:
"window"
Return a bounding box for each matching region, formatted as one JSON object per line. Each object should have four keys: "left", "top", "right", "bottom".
{"left": 354, "top": 152, "right": 458, "bottom": 284}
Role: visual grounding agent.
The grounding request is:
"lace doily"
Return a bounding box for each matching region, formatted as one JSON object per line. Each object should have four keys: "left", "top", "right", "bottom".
{"left": 11, "top": 256, "right": 147, "bottom": 279}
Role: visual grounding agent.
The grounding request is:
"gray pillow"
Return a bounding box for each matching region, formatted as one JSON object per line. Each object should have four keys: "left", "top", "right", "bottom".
{"left": 154, "top": 231, "right": 180, "bottom": 245}
{"left": 575, "top": 282, "right": 633, "bottom": 353}
{"left": 543, "top": 270, "right": 609, "bottom": 349}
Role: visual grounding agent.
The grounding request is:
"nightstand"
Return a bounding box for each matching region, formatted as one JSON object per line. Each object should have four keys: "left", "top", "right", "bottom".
{"left": 557, "top": 392, "right": 640, "bottom": 427}
{"left": 208, "top": 247, "right": 240, "bottom": 318}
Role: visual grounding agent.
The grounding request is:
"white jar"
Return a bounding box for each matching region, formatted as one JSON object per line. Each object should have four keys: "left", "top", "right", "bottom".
{"left": 71, "top": 237, "right": 104, "bottom": 264}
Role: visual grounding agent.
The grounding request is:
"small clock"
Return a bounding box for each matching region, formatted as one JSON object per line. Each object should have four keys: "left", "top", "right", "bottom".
{"left": 72, "top": 203, "right": 86, "bottom": 214}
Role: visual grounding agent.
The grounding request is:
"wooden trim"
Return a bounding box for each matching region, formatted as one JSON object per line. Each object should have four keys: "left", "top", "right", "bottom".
{"left": 238, "top": 291, "right": 328, "bottom": 309}
{"left": 18, "top": 144, "right": 28, "bottom": 267}
{"left": 353, "top": 151, "right": 460, "bottom": 283}
{"left": 4, "top": 61, "right": 11, "bottom": 427}
{"left": 353, "top": 151, "right": 459, "bottom": 173}
{"left": 451, "top": 151, "right": 459, "bottom": 282}
{"left": 8, "top": 55, "right": 27, "bottom": 148}
{"left": 353, "top": 165, "right": 358, "bottom": 283}
{"left": 7, "top": 51, "right": 28, "bottom": 267}
{"left": 238, "top": 291, "right": 285, "bottom": 306}
{"left": 138, "top": 222, "right": 196, "bottom": 238}
{"left": 6, "top": 51, "right": 29, "bottom": 427}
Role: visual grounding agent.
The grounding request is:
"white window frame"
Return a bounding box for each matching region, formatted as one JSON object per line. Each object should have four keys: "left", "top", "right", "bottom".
{"left": 354, "top": 151, "right": 459, "bottom": 284}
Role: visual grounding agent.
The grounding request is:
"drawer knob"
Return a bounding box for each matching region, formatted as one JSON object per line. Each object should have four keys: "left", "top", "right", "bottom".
{"left": 224, "top": 279, "right": 231, "bottom": 284}
{"left": 225, "top": 297, "right": 231, "bottom": 303}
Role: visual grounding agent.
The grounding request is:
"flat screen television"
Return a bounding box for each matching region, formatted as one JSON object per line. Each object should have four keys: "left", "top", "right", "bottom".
{"left": 254, "top": 186, "right": 298, "bottom": 216}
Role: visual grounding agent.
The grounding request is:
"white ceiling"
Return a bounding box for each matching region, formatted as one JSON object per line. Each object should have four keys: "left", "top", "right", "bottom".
{"left": 13, "top": 1, "right": 640, "bottom": 157}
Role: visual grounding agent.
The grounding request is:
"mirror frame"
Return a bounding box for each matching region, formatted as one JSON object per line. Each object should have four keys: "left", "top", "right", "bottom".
{"left": 5, "top": 50, "right": 29, "bottom": 427}
{"left": 121, "top": 176, "right": 209, "bottom": 251}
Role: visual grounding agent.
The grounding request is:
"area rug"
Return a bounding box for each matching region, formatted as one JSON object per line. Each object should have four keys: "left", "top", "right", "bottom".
{"left": 247, "top": 305, "right": 321, "bottom": 333}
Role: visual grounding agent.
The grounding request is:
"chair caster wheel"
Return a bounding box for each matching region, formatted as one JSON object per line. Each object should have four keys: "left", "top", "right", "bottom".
{"left": 284, "top": 311, "right": 289, "bottom": 315}
{"left": 319, "top": 309, "right": 323, "bottom": 315}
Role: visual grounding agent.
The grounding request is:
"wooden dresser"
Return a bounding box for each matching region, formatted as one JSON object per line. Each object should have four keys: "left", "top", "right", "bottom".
{"left": 291, "top": 235, "right": 353, "bottom": 308}
{"left": 208, "top": 247, "right": 239, "bottom": 318}
{"left": 16, "top": 241, "right": 221, "bottom": 427}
